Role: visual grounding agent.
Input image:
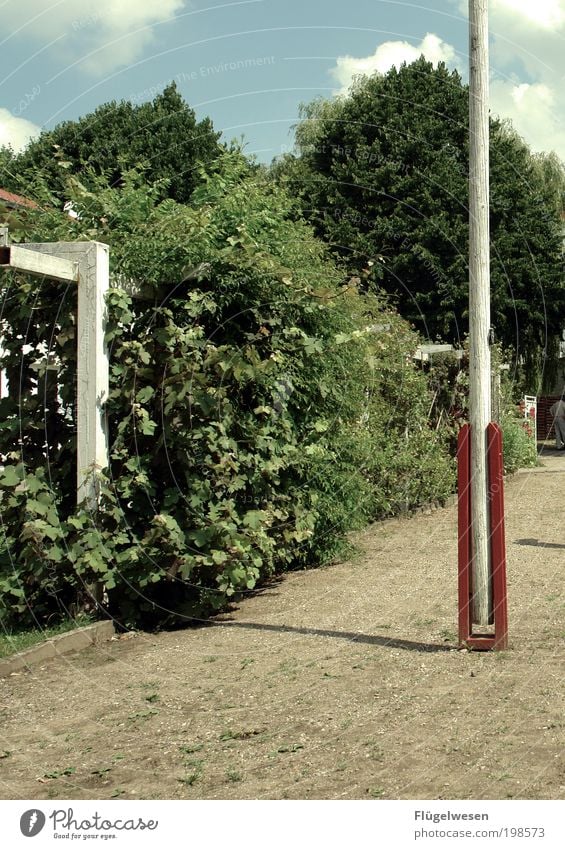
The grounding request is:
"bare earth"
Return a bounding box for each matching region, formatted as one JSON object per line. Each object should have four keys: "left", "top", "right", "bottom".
{"left": 1, "top": 446, "right": 564, "bottom": 801}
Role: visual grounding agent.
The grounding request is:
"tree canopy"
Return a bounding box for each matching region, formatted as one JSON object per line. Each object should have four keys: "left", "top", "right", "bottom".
{"left": 273, "top": 58, "right": 565, "bottom": 384}
{"left": 0, "top": 83, "right": 222, "bottom": 205}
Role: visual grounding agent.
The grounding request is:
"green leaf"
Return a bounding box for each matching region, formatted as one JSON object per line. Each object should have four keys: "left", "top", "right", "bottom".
{"left": 25, "top": 499, "right": 49, "bottom": 516}
{"left": 0, "top": 466, "right": 23, "bottom": 487}
{"left": 136, "top": 386, "right": 155, "bottom": 404}
{"left": 242, "top": 511, "right": 266, "bottom": 531}
{"left": 211, "top": 550, "right": 228, "bottom": 565}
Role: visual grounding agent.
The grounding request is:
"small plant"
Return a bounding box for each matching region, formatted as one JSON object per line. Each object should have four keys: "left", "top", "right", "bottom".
{"left": 276, "top": 743, "right": 304, "bottom": 754}
{"left": 439, "top": 627, "right": 457, "bottom": 643}
{"left": 219, "top": 729, "right": 264, "bottom": 741}
{"left": 368, "top": 787, "right": 385, "bottom": 798}
{"left": 226, "top": 768, "right": 242, "bottom": 782}
{"left": 144, "top": 693, "right": 160, "bottom": 704}
{"left": 178, "top": 773, "right": 200, "bottom": 786}
{"left": 91, "top": 766, "right": 112, "bottom": 777}
{"left": 44, "top": 767, "right": 76, "bottom": 779}
{"left": 127, "top": 709, "right": 158, "bottom": 724}
{"left": 179, "top": 744, "right": 203, "bottom": 755}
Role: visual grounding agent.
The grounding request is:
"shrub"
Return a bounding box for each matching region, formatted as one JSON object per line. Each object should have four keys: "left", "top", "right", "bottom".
{"left": 500, "top": 412, "right": 538, "bottom": 474}
{"left": 0, "top": 153, "right": 454, "bottom": 629}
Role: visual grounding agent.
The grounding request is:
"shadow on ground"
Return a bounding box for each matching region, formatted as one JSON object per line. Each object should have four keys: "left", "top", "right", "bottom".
{"left": 214, "top": 620, "right": 456, "bottom": 654}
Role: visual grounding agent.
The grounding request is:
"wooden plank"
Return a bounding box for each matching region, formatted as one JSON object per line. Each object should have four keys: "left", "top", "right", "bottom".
{"left": 77, "top": 242, "right": 110, "bottom": 509}
{"left": 0, "top": 244, "right": 79, "bottom": 282}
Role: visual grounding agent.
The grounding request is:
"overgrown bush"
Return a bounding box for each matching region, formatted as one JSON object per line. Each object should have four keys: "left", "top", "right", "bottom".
{"left": 500, "top": 412, "right": 538, "bottom": 474}
{"left": 0, "top": 154, "right": 455, "bottom": 629}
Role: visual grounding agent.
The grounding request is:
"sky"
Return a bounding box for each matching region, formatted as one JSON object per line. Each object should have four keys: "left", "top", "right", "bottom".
{"left": 1, "top": 0, "right": 564, "bottom": 164}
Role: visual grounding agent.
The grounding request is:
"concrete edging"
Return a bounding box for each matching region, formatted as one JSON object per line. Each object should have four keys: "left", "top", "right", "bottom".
{"left": 0, "top": 620, "right": 115, "bottom": 677}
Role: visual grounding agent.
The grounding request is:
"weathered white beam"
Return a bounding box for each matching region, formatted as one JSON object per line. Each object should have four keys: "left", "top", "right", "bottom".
{"left": 0, "top": 244, "right": 78, "bottom": 282}
{"left": 22, "top": 241, "right": 110, "bottom": 510}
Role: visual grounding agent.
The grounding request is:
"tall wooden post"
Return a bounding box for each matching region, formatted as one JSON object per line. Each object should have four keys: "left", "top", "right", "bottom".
{"left": 468, "top": 0, "right": 492, "bottom": 625}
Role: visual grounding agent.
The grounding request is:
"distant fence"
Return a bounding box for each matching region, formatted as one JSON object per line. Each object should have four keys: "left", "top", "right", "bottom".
{"left": 537, "top": 396, "right": 561, "bottom": 441}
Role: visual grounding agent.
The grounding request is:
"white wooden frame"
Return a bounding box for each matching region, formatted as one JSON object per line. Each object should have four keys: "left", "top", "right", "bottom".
{"left": 1, "top": 240, "right": 110, "bottom": 510}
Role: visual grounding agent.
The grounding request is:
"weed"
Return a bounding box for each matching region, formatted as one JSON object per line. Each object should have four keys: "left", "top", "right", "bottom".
{"left": 219, "top": 729, "right": 264, "bottom": 741}
{"left": 178, "top": 773, "right": 200, "bottom": 786}
{"left": 44, "top": 767, "right": 76, "bottom": 779}
{"left": 127, "top": 709, "right": 158, "bottom": 723}
{"left": 226, "top": 768, "right": 242, "bottom": 782}
{"left": 144, "top": 693, "right": 160, "bottom": 704}
{"left": 368, "top": 787, "right": 384, "bottom": 798}
{"left": 276, "top": 744, "right": 304, "bottom": 754}
{"left": 363, "top": 740, "right": 384, "bottom": 762}
{"left": 91, "top": 767, "right": 112, "bottom": 777}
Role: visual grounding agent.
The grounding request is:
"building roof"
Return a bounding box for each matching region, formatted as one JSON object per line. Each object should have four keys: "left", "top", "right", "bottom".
{"left": 0, "top": 188, "right": 38, "bottom": 210}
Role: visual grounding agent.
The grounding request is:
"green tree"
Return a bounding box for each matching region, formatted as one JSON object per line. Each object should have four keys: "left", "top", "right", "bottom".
{"left": 0, "top": 145, "right": 16, "bottom": 187}
{"left": 275, "top": 59, "right": 565, "bottom": 383}
{"left": 2, "top": 83, "right": 222, "bottom": 205}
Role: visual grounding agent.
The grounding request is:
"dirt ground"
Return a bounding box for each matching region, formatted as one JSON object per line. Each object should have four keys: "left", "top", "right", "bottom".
{"left": 1, "top": 444, "right": 564, "bottom": 801}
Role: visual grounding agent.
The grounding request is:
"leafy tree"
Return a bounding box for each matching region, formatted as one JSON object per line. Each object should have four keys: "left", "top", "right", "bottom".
{"left": 532, "top": 148, "right": 565, "bottom": 218}
{"left": 274, "top": 59, "right": 565, "bottom": 385}
{"left": 1, "top": 83, "right": 222, "bottom": 205}
{"left": 0, "top": 145, "right": 16, "bottom": 186}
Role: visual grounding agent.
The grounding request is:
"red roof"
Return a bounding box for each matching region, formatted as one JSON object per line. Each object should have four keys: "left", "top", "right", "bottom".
{"left": 0, "top": 188, "right": 38, "bottom": 209}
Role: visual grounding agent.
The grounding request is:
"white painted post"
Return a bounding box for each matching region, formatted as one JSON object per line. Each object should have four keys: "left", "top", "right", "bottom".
{"left": 469, "top": 0, "right": 492, "bottom": 626}
{"left": 20, "top": 242, "right": 110, "bottom": 509}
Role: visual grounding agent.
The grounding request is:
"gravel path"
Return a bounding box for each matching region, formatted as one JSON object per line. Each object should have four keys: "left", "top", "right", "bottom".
{"left": 1, "top": 446, "right": 564, "bottom": 800}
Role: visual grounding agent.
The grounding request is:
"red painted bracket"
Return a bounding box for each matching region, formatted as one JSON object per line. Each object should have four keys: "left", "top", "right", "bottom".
{"left": 457, "top": 423, "right": 508, "bottom": 650}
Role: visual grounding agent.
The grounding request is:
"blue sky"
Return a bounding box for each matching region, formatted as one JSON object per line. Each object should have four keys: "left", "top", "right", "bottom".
{"left": 1, "top": 0, "right": 564, "bottom": 163}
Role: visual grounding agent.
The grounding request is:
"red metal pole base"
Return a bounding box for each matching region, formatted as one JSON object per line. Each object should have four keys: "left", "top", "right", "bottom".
{"left": 457, "top": 423, "right": 508, "bottom": 650}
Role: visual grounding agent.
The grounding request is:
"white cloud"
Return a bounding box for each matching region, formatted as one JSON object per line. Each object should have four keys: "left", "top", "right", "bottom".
{"left": 490, "top": 80, "right": 565, "bottom": 157}
{"left": 0, "top": 108, "right": 40, "bottom": 152}
{"left": 491, "top": 0, "right": 565, "bottom": 30}
{"left": 487, "top": 0, "right": 565, "bottom": 159}
{"left": 331, "top": 33, "right": 457, "bottom": 95}
{"left": 2, "top": 0, "right": 186, "bottom": 76}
